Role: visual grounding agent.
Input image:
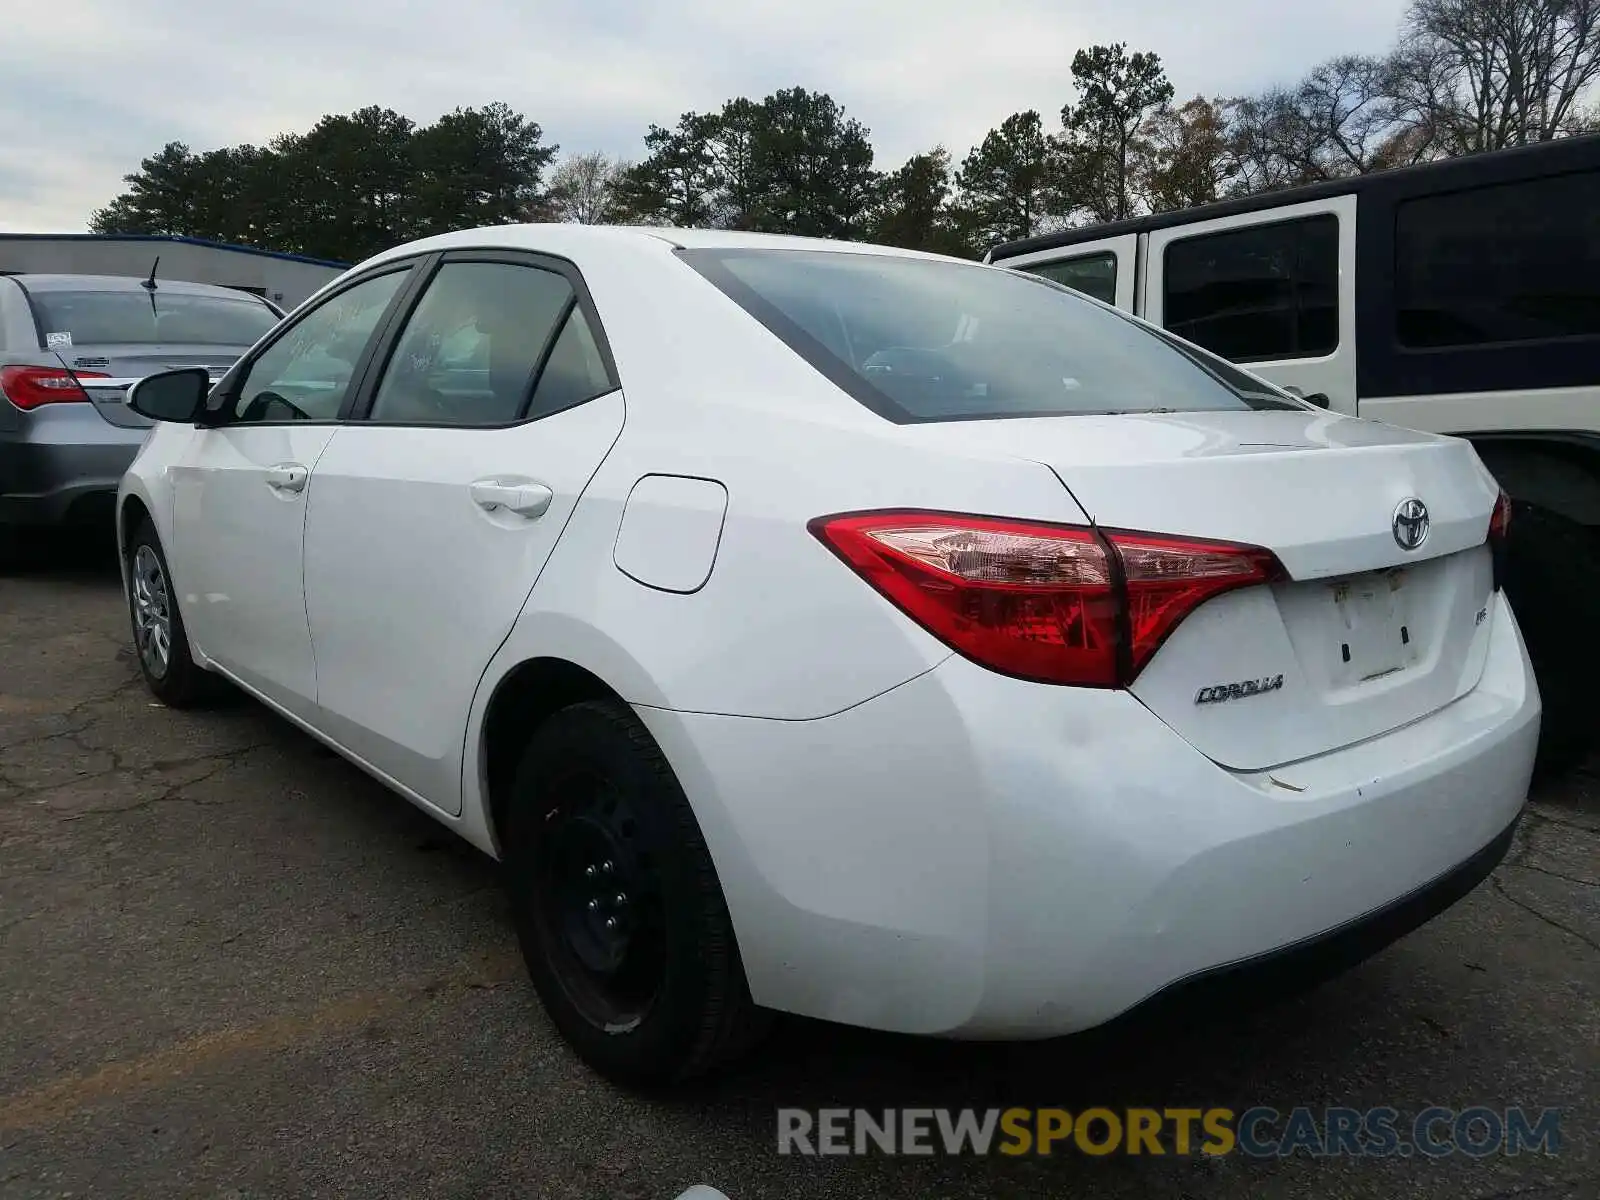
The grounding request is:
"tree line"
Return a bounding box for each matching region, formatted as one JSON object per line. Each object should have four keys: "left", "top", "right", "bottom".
{"left": 91, "top": 0, "right": 1600, "bottom": 263}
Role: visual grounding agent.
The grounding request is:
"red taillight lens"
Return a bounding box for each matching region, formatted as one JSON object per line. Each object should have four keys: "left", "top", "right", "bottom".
{"left": 0, "top": 365, "right": 111, "bottom": 410}
{"left": 1488, "top": 488, "right": 1512, "bottom": 591}
{"left": 1112, "top": 531, "right": 1287, "bottom": 677}
{"left": 1488, "top": 488, "right": 1512, "bottom": 545}
{"left": 810, "top": 510, "right": 1286, "bottom": 688}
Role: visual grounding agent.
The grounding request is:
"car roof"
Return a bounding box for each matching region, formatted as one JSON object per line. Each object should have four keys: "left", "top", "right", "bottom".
{"left": 357, "top": 223, "right": 972, "bottom": 271}
{"left": 6, "top": 273, "right": 271, "bottom": 300}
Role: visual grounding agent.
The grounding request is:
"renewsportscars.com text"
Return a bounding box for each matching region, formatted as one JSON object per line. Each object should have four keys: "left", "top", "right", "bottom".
{"left": 776, "top": 1106, "right": 1563, "bottom": 1158}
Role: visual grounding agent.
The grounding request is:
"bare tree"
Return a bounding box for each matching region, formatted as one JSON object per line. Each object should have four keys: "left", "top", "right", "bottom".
{"left": 547, "top": 151, "right": 626, "bottom": 223}
{"left": 1225, "top": 54, "right": 1428, "bottom": 195}
{"left": 1402, "top": 0, "right": 1600, "bottom": 151}
{"left": 1135, "top": 96, "right": 1240, "bottom": 212}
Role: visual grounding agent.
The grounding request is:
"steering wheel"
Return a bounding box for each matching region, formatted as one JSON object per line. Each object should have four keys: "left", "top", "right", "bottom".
{"left": 239, "top": 390, "right": 313, "bottom": 423}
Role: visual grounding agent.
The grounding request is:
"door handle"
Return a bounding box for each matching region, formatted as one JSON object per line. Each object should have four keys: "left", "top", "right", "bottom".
{"left": 265, "top": 463, "right": 308, "bottom": 493}
{"left": 470, "top": 480, "right": 553, "bottom": 519}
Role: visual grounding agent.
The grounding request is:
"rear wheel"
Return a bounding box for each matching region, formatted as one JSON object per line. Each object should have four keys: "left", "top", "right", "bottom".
{"left": 1498, "top": 503, "right": 1600, "bottom": 777}
{"left": 0, "top": 525, "right": 40, "bottom": 573}
{"left": 126, "top": 519, "right": 223, "bottom": 708}
{"left": 503, "top": 700, "right": 769, "bottom": 1086}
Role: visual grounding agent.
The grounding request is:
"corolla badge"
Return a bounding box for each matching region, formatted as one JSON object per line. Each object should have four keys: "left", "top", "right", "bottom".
{"left": 1392, "top": 498, "right": 1429, "bottom": 551}
{"left": 1195, "top": 675, "right": 1284, "bottom": 705}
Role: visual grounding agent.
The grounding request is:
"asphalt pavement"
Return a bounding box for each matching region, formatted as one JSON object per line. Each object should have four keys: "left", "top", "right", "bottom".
{"left": 1, "top": 533, "right": 1596, "bottom": 1200}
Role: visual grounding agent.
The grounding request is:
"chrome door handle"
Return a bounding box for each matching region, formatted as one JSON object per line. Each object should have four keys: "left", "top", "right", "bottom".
{"left": 470, "top": 480, "right": 553, "bottom": 519}
{"left": 265, "top": 464, "right": 308, "bottom": 493}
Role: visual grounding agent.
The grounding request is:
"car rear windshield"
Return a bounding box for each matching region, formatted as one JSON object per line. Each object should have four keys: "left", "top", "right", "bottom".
{"left": 27, "top": 289, "right": 278, "bottom": 348}
{"left": 679, "top": 247, "right": 1304, "bottom": 423}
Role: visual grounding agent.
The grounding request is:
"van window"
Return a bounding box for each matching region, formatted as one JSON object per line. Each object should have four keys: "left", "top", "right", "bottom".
{"left": 1162, "top": 215, "right": 1339, "bottom": 363}
{"left": 1021, "top": 253, "right": 1117, "bottom": 305}
{"left": 1395, "top": 169, "right": 1600, "bottom": 348}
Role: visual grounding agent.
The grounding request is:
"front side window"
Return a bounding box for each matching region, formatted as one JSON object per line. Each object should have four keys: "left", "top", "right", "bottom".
{"left": 1162, "top": 215, "right": 1339, "bottom": 363}
{"left": 367, "top": 261, "right": 591, "bottom": 427}
{"left": 230, "top": 269, "right": 408, "bottom": 423}
{"left": 681, "top": 248, "right": 1301, "bottom": 424}
{"left": 29, "top": 289, "right": 279, "bottom": 348}
{"left": 1023, "top": 252, "right": 1118, "bottom": 305}
{"left": 1395, "top": 169, "right": 1600, "bottom": 348}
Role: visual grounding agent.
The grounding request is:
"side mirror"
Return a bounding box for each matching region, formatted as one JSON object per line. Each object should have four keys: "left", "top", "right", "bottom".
{"left": 1282, "top": 385, "right": 1332, "bottom": 409}
{"left": 126, "top": 367, "right": 211, "bottom": 423}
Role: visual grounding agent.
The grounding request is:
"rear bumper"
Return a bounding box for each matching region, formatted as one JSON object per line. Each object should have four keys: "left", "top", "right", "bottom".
{"left": 638, "top": 588, "right": 1539, "bottom": 1038}
{"left": 1099, "top": 809, "right": 1519, "bottom": 1033}
{"left": 0, "top": 405, "right": 146, "bottom": 526}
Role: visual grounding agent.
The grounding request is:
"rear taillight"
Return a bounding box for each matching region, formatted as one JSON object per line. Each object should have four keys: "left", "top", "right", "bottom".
{"left": 1488, "top": 488, "right": 1512, "bottom": 590}
{"left": 809, "top": 510, "right": 1286, "bottom": 688}
{"left": 0, "top": 365, "right": 111, "bottom": 410}
{"left": 1488, "top": 489, "right": 1512, "bottom": 545}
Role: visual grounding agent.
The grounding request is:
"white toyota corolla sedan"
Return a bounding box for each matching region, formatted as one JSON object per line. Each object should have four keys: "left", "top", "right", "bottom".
{"left": 116, "top": 225, "right": 1539, "bottom": 1085}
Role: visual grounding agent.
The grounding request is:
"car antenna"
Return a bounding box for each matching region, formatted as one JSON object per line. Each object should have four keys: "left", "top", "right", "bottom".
{"left": 141, "top": 255, "right": 160, "bottom": 317}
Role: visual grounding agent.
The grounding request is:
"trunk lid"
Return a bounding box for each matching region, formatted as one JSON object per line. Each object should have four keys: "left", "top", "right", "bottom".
{"left": 902, "top": 409, "right": 1502, "bottom": 771}
{"left": 65, "top": 344, "right": 245, "bottom": 429}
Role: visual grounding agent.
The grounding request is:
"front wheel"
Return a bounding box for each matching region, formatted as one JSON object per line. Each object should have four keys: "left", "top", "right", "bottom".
{"left": 126, "top": 519, "right": 223, "bottom": 708}
{"left": 503, "top": 700, "right": 769, "bottom": 1086}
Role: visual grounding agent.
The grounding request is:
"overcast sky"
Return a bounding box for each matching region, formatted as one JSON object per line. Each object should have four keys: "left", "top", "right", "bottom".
{"left": 1, "top": 0, "right": 1409, "bottom": 233}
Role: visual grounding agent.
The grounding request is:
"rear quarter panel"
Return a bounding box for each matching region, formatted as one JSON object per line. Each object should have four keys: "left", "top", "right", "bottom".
{"left": 455, "top": 242, "right": 1093, "bottom": 846}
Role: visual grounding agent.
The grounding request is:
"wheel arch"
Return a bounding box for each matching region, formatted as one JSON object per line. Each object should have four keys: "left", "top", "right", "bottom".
{"left": 464, "top": 612, "right": 675, "bottom": 859}
{"left": 118, "top": 492, "right": 152, "bottom": 557}
{"left": 477, "top": 656, "right": 628, "bottom": 858}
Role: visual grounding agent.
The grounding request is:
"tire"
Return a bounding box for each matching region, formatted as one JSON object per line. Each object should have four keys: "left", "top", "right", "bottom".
{"left": 1498, "top": 502, "right": 1600, "bottom": 778}
{"left": 0, "top": 525, "right": 38, "bottom": 573}
{"left": 125, "top": 518, "right": 223, "bottom": 708}
{"left": 503, "top": 700, "right": 770, "bottom": 1086}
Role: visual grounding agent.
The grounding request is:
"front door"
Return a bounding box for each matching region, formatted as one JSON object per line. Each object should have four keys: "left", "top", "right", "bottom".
{"left": 1140, "top": 195, "right": 1359, "bottom": 416}
{"left": 302, "top": 253, "right": 625, "bottom": 814}
{"left": 169, "top": 267, "right": 415, "bottom": 718}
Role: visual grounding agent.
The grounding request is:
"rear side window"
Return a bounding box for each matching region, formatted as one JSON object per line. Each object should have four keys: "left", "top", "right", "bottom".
{"left": 1021, "top": 252, "right": 1117, "bottom": 305}
{"left": 527, "top": 306, "right": 612, "bottom": 418}
{"left": 1162, "top": 215, "right": 1339, "bottom": 363}
{"left": 680, "top": 248, "right": 1301, "bottom": 423}
{"left": 26, "top": 289, "right": 279, "bottom": 348}
{"left": 1395, "top": 169, "right": 1600, "bottom": 348}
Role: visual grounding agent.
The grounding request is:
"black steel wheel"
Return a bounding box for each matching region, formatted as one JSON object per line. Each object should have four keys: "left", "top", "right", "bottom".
{"left": 504, "top": 700, "right": 769, "bottom": 1086}
{"left": 531, "top": 763, "right": 667, "bottom": 1030}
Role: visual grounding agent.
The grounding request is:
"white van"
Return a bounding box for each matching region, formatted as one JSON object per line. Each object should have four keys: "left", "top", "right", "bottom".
{"left": 985, "top": 134, "right": 1600, "bottom": 775}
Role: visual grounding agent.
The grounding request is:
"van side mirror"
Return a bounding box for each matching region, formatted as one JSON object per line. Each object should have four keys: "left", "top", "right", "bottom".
{"left": 1282, "top": 386, "right": 1331, "bottom": 409}
{"left": 126, "top": 367, "right": 211, "bottom": 423}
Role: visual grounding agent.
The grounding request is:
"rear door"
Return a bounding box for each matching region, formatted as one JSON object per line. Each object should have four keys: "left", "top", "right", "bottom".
{"left": 1141, "top": 196, "right": 1358, "bottom": 416}
{"left": 993, "top": 235, "right": 1139, "bottom": 311}
{"left": 301, "top": 251, "right": 625, "bottom": 815}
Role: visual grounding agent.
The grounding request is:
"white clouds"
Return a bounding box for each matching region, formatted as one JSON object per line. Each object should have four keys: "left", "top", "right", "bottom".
{"left": 0, "top": 0, "right": 1408, "bottom": 232}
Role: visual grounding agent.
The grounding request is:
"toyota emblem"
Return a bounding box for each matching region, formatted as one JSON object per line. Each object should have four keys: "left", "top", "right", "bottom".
{"left": 1392, "top": 498, "right": 1429, "bottom": 551}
